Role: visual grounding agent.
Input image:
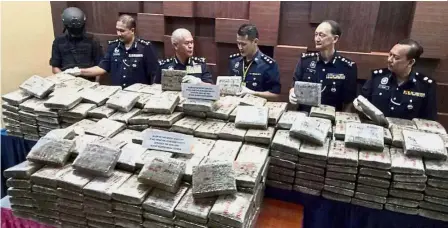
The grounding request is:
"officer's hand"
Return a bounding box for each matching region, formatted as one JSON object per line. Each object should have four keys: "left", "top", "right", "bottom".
{"left": 237, "top": 86, "right": 255, "bottom": 96}
{"left": 353, "top": 99, "right": 363, "bottom": 112}
{"left": 64, "top": 67, "right": 81, "bottom": 76}
{"left": 289, "top": 90, "right": 298, "bottom": 105}
{"left": 182, "top": 75, "right": 202, "bottom": 84}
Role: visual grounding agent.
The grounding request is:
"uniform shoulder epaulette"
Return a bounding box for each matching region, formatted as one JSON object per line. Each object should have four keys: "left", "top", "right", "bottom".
{"left": 260, "top": 53, "right": 275, "bottom": 64}
{"left": 108, "top": 39, "right": 119, "bottom": 45}
{"left": 335, "top": 55, "right": 355, "bottom": 67}
{"left": 414, "top": 72, "right": 435, "bottom": 84}
{"left": 371, "top": 68, "right": 389, "bottom": 77}
{"left": 159, "top": 57, "right": 173, "bottom": 66}
{"left": 229, "top": 53, "right": 241, "bottom": 59}
{"left": 301, "top": 52, "right": 319, "bottom": 59}
{"left": 138, "top": 39, "right": 151, "bottom": 46}
{"left": 192, "top": 56, "right": 206, "bottom": 63}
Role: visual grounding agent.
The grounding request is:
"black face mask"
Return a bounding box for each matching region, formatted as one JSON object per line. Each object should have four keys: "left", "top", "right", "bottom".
{"left": 66, "top": 26, "right": 85, "bottom": 39}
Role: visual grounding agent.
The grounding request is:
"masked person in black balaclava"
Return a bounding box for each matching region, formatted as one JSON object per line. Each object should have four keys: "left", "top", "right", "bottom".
{"left": 49, "top": 7, "right": 103, "bottom": 82}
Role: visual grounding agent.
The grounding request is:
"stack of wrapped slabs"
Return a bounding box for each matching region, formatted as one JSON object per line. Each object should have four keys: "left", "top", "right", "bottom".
{"left": 355, "top": 147, "right": 391, "bottom": 210}
{"left": 142, "top": 183, "right": 189, "bottom": 227}
{"left": 30, "top": 164, "right": 71, "bottom": 226}
{"left": 81, "top": 85, "right": 121, "bottom": 106}
{"left": 421, "top": 159, "right": 448, "bottom": 222}
{"left": 267, "top": 130, "right": 301, "bottom": 191}
{"left": 2, "top": 90, "right": 33, "bottom": 136}
{"left": 83, "top": 170, "right": 132, "bottom": 228}
{"left": 276, "top": 111, "right": 307, "bottom": 130}
{"left": 323, "top": 140, "right": 358, "bottom": 203}
{"left": 208, "top": 192, "right": 257, "bottom": 228}
{"left": 175, "top": 138, "right": 216, "bottom": 182}
{"left": 295, "top": 138, "right": 331, "bottom": 196}
{"left": 4, "top": 161, "right": 42, "bottom": 220}
{"left": 18, "top": 98, "right": 46, "bottom": 140}
{"left": 387, "top": 147, "right": 425, "bottom": 215}
{"left": 87, "top": 105, "right": 117, "bottom": 122}
{"left": 34, "top": 101, "right": 61, "bottom": 136}
{"left": 59, "top": 102, "right": 97, "bottom": 129}
{"left": 112, "top": 175, "right": 153, "bottom": 228}
{"left": 235, "top": 144, "right": 270, "bottom": 209}
{"left": 265, "top": 102, "right": 287, "bottom": 126}
{"left": 207, "top": 96, "right": 240, "bottom": 120}
{"left": 57, "top": 165, "right": 94, "bottom": 227}
{"left": 143, "top": 91, "right": 180, "bottom": 114}
{"left": 174, "top": 188, "right": 217, "bottom": 228}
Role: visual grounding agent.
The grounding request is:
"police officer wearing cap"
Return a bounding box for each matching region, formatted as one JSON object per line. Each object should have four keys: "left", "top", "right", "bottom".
{"left": 289, "top": 20, "right": 357, "bottom": 112}
{"left": 64, "top": 14, "right": 160, "bottom": 87}
{"left": 156, "top": 28, "right": 213, "bottom": 84}
{"left": 49, "top": 7, "right": 103, "bottom": 82}
{"left": 358, "top": 39, "right": 437, "bottom": 120}
{"left": 228, "top": 24, "right": 281, "bottom": 100}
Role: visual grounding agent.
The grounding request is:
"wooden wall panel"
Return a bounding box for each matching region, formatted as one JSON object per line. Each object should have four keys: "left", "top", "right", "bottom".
{"left": 194, "top": 37, "right": 217, "bottom": 64}
{"left": 438, "top": 113, "right": 448, "bottom": 128}
{"left": 249, "top": 2, "right": 281, "bottom": 46}
{"left": 195, "top": 18, "right": 215, "bottom": 37}
{"left": 310, "top": 2, "right": 380, "bottom": 52}
{"left": 437, "top": 84, "right": 448, "bottom": 114}
{"left": 274, "top": 45, "right": 308, "bottom": 96}
{"left": 207, "top": 63, "right": 218, "bottom": 83}
{"left": 278, "top": 2, "right": 315, "bottom": 48}
{"left": 217, "top": 43, "right": 238, "bottom": 76}
{"left": 215, "top": 18, "right": 249, "bottom": 44}
{"left": 50, "top": 2, "right": 68, "bottom": 37}
{"left": 410, "top": 2, "right": 448, "bottom": 59}
{"left": 163, "top": 1, "right": 194, "bottom": 18}
{"left": 143, "top": 1, "right": 163, "bottom": 14}
{"left": 165, "top": 17, "right": 196, "bottom": 36}
{"left": 163, "top": 35, "right": 174, "bottom": 58}
{"left": 137, "top": 13, "right": 165, "bottom": 42}
{"left": 371, "top": 2, "right": 415, "bottom": 52}
{"left": 434, "top": 59, "right": 448, "bottom": 84}
{"left": 215, "top": 2, "right": 249, "bottom": 19}
{"left": 337, "top": 51, "right": 389, "bottom": 80}
{"left": 87, "top": 32, "right": 116, "bottom": 53}
{"left": 195, "top": 1, "right": 216, "bottom": 18}
{"left": 116, "top": 1, "right": 141, "bottom": 14}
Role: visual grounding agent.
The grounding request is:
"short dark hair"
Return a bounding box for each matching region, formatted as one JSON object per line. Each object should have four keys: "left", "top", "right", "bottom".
{"left": 322, "top": 20, "right": 342, "bottom": 37}
{"left": 397, "top": 39, "right": 424, "bottom": 60}
{"left": 118, "top": 14, "right": 136, "bottom": 29}
{"left": 237, "top": 24, "right": 259, "bottom": 40}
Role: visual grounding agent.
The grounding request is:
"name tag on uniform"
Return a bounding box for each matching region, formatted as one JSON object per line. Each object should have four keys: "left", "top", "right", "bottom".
{"left": 129, "top": 54, "right": 143, "bottom": 58}
{"left": 403, "top": 90, "right": 425, "bottom": 97}
{"left": 186, "top": 65, "right": 202, "bottom": 74}
{"left": 249, "top": 72, "right": 261, "bottom": 76}
{"left": 326, "top": 73, "right": 345, "bottom": 80}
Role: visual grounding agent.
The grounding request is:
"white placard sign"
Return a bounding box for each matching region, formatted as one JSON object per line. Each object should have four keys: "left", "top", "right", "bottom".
{"left": 181, "top": 83, "right": 220, "bottom": 100}
{"left": 142, "top": 129, "right": 193, "bottom": 154}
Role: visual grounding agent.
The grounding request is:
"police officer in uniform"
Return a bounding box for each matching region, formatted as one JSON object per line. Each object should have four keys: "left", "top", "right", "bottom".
{"left": 358, "top": 39, "right": 437, "bottom": 120}
{"left": 64, "top": 14, "right": 160, "bottom": 87}
{"left": 229, "top": 24, "right": 281, "bottom": 100}
{"left": 289, "top": 20, "right": 357, "bottom": 112}
{"left": 49, "top": 7, "right": 103, "bottom": 82}
{"left": 157, "top": 28, "right": 213, "bottom": 84}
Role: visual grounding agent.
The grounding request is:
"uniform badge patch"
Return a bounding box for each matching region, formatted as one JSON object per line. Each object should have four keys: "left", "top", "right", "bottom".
{"left": 113, "top": 48, "right": 120, "bottom": 56}
{"left": 407, "top": 104, "right": 413, "bottom": 110}
{"left": 310, "top": 61, "right": 316, "bottom": 69}
{"left": 235, "top": 62, "right": 240, "bottom": 68}
{"left": 381, "top": 77, "right": 388, "bottom": 85}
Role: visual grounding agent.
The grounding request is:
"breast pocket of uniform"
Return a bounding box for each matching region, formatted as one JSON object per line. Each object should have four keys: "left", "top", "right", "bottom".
{"left": 247, "top": 73, "right": 263, "bottom": 91}
{"left": 129, "top": 57, "right": 144, "bottom": 71}
{"left": 402, "top": 91, "right": 424, "bottom": 114}
{"left": 302, "top": 68, "right": 316, "bottom": 82}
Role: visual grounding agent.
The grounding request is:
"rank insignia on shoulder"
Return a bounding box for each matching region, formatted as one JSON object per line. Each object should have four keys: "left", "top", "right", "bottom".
{"left": 192, "top": 57, "right": 206, "bottom": 63}
{"left": 260, "top": 54, "right": 275, "bottom": 64}
{"left": 138, "top": 39, "right": 151, "bottom": 45}
{"left": 108, "top": 39, "right": 119, "bottom": 44}
{"left": 229, "top": 53, "right": 241, "bottom": 59}
{"left": 301, "top": 52, "right": 318, "bottom": 59}
{"left": 373, "top": 68, "right": 387, "bottom": 76}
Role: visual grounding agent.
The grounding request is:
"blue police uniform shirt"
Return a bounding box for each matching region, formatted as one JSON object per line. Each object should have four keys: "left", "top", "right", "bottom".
{"left": 228, "top": 50, "right": 281, "bottom": 94}
{"left": 293, "top": 51, "right": 357, "bottom": 112}
{"left": 361, "top": 68, "right": 437, "bottom": 120}
{"left": 98, "top": 38, "right": 161, "bottom": 88}
{"left": 156, "top": 56, "right": 213, "bottom": 84}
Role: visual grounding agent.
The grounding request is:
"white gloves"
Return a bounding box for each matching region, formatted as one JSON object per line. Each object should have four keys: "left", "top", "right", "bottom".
{"left": 289, "top": 90, "right": 298, "bottom": 105}
{"left": 64, "top": 67, "right": 81, "bottom": 76}
{"left": 182, "top": 75, "right": 202, "bottom": 84}
{"left": 237, "top": 86, "right": 255, "bottom": 96}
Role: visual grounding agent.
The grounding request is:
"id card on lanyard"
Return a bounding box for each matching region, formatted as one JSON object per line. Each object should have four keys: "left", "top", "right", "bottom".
{"left": 241, "top": 60, "right": 253, "bottom": 87}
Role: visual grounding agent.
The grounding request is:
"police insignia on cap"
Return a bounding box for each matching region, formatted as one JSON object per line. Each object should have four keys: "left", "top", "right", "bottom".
{"left": 381, "top": 77, "right": 388, "bottom": 85}
{"left": 310, "top": 61, "right": 316, "bottom": 68}
{"left": 235, "top": 62, "right": 239, "bottom": 68}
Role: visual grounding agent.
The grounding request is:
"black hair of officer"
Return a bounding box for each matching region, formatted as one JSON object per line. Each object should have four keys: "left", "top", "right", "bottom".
{"left": 397, "top": 39, "right": 424, "bottom": 62}
{"left": 237, "top": 24, "right": 259, "bottom": 40}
